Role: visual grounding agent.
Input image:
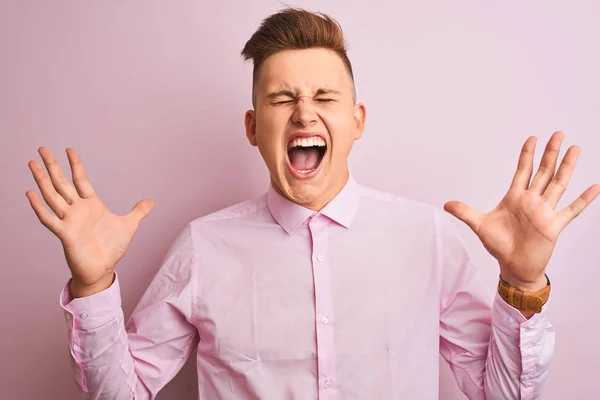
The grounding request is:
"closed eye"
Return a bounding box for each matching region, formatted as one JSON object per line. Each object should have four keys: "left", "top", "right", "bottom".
{"left": 273, "top": 98, "right": 336, "bottom": 105}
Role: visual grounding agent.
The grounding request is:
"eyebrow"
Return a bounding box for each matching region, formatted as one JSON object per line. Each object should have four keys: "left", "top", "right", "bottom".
{"left": 315, "top": 88, "right": 341, "bottom": 96}
{"left": 266, "top": 88, "right": 341, "bottom": 100}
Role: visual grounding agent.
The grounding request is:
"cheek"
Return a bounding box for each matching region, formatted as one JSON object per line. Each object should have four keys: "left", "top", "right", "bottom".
{"left": 322, "top": 110, "right": 357, "bottom": 152}
{"left": 258, "top": 109, "right": 288, "bottom": 128}
{"left": 256, "top": 113, "right": 288, "bottom": 143}
{"left": 321, "top": 105, "right": 355, "bottom": 127}
{"left": 255, "top": 114, "right": 286, "bottom": 163}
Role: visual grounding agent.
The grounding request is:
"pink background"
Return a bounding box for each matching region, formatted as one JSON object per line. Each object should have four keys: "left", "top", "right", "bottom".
{"left": 1, "top": 1, "right": 599, "bottom": 399}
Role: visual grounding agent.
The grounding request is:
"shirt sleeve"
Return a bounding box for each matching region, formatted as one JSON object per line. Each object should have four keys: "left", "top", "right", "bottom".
{"left": 434, "top": 208, "right": 555, "bottom": 400}
{"left": 59, "top": 224, "right": 200, "bottom": 400}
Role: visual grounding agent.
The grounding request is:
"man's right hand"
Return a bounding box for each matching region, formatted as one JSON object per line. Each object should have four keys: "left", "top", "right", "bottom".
{"left": 26, "top": 147, "right": 155, "bottom": 298}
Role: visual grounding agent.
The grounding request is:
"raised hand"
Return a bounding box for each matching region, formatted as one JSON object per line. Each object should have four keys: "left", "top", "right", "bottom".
{"left": 444, "top": 131, "right": 600, "bottom": 292}
{"left": 26, "top": 147, "right": 155, "bottom": 297}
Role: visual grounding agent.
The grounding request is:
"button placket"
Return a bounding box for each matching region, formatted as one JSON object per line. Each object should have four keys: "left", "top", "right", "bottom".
{"left": 308, "top": 215, "right": 336, "bottom": 396}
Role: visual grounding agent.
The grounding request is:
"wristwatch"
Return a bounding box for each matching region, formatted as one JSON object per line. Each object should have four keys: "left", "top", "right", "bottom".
{"left": 497, "top": 274, "right": 550, "bottom": 313}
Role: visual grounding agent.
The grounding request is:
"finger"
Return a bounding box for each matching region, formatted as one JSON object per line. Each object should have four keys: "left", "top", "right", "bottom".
{"left": 38, "top": 146, "right": 80, "bottom": 204}
{"left": 557, "top": 184, "right": 600, "bottom": 227}
{"left": 529, "top": 131, "right": 565, "bottom": 193}
{"left": 25, "top": 190, "right": 63, "bottom": 235}
{"left": 125, "top": 199, "right": 155, "bottom": 228}
{"left": 510, "top": 136, "right": 537, "bottom": 190}
{"left": 28, "top": 159, "right": 69, "bottom": 218}
{"left": 543, "top": 145, "right": 580, "bottom": 209}
{"left": 66, "top": 148, "right": 97, "bottom": 198}
{"left": 443, "top": 201, "right": 485, "bottom": 234}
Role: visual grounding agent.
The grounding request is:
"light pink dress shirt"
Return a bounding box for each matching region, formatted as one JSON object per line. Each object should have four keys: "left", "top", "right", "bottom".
{"left": 59, "top": 175, "right": 554, "bottom": 399}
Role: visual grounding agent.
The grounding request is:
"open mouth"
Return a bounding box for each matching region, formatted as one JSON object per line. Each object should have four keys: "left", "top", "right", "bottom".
{"left": 286, "top": 135, "right": 327, "bottom": 177}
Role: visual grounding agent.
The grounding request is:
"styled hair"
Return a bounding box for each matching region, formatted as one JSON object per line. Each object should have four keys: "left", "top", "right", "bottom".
{"left": 241, "top": 8, "right": 355, "bottom": 107}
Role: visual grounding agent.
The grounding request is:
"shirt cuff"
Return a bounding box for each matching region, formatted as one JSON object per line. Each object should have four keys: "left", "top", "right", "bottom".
{"left": 492, "top": 291, "right": 550, "bottom": 339}
{"left": 59, "top": 271, "right": 122, "bottom": 330}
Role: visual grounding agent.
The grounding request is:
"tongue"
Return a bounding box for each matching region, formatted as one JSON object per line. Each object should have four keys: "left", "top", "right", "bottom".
{"left": 288, "top": 147, "right": 320, "bottom": 171}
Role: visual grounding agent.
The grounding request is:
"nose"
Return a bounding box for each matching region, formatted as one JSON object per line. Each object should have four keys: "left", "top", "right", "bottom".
{"left": 291, "top": 97, "right": 318, "bottom": 128}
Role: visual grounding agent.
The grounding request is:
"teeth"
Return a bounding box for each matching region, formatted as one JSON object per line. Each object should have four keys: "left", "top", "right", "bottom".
{"left": 288, "top": 136, "right": 326, "bottom": 150}
{"left": 297, "top": 168, "right": 316, "bottom": 173}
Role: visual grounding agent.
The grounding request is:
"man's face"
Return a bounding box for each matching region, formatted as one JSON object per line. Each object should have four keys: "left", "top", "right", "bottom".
{"left": 245, "top": 48, "right": 366, "bottom": 211}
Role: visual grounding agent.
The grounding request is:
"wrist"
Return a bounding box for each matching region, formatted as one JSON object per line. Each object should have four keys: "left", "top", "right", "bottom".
{"left": 497, "top": 273, "right": 550, "bottom": 315}
{"left": 499, "top": 270, "right": 549, "bottom": 292}
{"left": 70, "top": 272, "right": 115, "bottom": 298}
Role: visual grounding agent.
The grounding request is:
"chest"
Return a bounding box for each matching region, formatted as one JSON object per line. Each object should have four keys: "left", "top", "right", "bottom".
{"left": 192, "top": 223, "right": 441, "bottom": 365}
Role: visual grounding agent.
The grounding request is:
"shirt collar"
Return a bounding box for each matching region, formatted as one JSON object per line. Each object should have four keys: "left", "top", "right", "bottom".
{"left": 266, "top": 173, "right": 360, "bottom": 235}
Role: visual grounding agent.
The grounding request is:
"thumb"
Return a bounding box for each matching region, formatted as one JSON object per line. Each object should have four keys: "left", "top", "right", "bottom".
{"left": 443, "top": 201, "right": 483, "bottom": 234}
{"left": 126, "top": 199, "right": 155, "bottom": 227}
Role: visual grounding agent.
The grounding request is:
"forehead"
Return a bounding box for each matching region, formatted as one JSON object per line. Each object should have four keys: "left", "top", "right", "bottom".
{"left": 257, "top": 48, "right": 352, "bottom": 94}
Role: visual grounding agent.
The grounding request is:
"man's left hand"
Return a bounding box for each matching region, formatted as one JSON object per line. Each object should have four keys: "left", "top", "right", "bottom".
{"left": 444, "top": 131, "right": 600, "bottom": 292}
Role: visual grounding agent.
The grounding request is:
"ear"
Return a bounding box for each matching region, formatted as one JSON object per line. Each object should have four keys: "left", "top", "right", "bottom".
{"left": 244, "top": 110, "right": 258, "bottom": 146}
{"left": 353, "top": 103, "right": 367, "bottom": 140}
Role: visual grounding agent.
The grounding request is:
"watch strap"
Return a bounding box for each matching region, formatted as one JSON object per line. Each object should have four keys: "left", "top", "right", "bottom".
{"left": 497, "top": 274, "right": 550, "bottom": 313}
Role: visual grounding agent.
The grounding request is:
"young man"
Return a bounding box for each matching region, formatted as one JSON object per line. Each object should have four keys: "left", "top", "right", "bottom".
{"left": 26, "top": 8, "right": 599, "bottom": 400}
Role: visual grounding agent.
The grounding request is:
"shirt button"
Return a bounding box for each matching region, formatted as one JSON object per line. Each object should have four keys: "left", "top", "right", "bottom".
{"left": 316, "top": 254, "right": 325, "bottom": 262}
{"left": 79, "top": 312, "right": 88, "bottom": 319}
{"left": 507, "top": 317, "right": 515, "bottom": 325}
{"left": 324, "top": 379, "right": 332, "bottom": 388}
{"left": 321, "top": 316, "right": 329, "bottom": 324}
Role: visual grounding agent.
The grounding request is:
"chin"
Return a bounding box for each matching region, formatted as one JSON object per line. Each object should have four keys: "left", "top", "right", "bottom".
{"left": 274, "top": 167, "right": 334, "bottom": 210}
{"left": 287, "top": 181, "right": 323, "bottom": 203}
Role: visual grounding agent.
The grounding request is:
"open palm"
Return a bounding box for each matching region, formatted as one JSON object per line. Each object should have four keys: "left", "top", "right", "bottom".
{"left": 444, "top": 131, "right": 600, "bottom": 289}
{"left": 26, "top": 147, "right": 155, "bottom": 289}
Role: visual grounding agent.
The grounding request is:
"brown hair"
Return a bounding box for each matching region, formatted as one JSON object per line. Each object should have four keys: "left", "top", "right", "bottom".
{"left": 241, "top": 8, "right": 355, "bottom": 107}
